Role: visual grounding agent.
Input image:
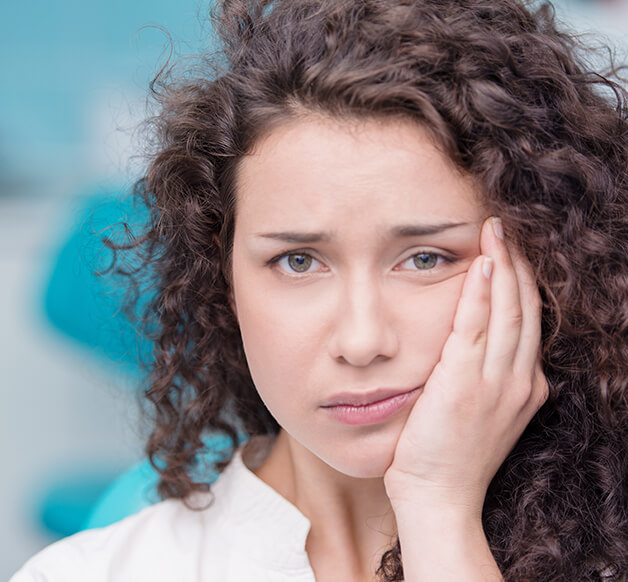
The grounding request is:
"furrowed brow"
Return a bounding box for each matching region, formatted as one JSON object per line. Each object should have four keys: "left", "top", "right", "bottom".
{"left": 255, "top": 231, "right": 333, "bottom": 243}
{"left": 391, "top": 222, "right": 470, "bottom": 237}
{"left": 255, "top": 222, "right": 470, "bottom": 243}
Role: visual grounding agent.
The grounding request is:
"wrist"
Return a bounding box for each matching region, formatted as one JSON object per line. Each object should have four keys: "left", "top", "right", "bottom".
{"left": 391, "top": 503, "right": 502, "bottom": 582}
{"left": 384, "top": 471, "right": 486, "bottom": 520}
{"left": 391, "top": 495, "right": 484, "bottom": 539}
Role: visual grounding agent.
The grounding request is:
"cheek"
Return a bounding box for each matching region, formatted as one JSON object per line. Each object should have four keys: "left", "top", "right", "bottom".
{"left": 232, "top": 284, "right": 318, "bottom": 397}
{"left": 398, "top": 275, "right": 465, "bottom": 365}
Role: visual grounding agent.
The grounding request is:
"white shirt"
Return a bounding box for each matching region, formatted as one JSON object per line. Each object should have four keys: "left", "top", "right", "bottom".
{"left": 11, "top": 450, "right": 315, "bottom": 581}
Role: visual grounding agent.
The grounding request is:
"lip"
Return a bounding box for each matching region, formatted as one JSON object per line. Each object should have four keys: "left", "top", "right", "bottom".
{"left": 321, "top": 387, "right": 418, "bottom": 407}
{"left": 320, "top": 387, "right": 421, "bottom": 426}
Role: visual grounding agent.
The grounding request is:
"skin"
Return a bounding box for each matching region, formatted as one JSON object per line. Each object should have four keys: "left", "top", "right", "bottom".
{"left": 231, "top": 116, "right": 548, "bottom": 581}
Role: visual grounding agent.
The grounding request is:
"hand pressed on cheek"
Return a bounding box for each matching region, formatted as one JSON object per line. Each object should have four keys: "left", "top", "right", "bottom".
{"left": 385, "top": 216, "right": 548, "bottom": 512}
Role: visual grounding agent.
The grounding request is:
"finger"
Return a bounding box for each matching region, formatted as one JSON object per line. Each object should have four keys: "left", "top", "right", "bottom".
{"left": 532, "top": 359, "right": 550, "bottom": 410}
{"left": 535, "top": 360, "right": 550, "bottom": 408}
{"left": 510, "top": 247, "right": 543, "bottom": 378}
{"left": 517, "top": 357, "right": 549, "bottom": 424}
{"left": 481, "top": 217, "right": 523, "bottom": 379}
{"left": 439, "top": 253, "right": 493, "bottom": 380}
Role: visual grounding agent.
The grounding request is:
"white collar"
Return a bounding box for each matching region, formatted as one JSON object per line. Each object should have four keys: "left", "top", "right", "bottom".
{"left": 207, "top": 444, "right": 313, "bottom": 572}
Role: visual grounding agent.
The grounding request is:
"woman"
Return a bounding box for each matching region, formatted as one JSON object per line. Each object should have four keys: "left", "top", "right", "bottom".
{"left": 13, "top": 0, "right": 627, "bottom": 580}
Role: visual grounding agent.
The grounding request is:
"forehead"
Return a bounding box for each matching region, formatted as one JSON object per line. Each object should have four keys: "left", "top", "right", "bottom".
{"left": 234, "top": 116, "right": 485, "bottom": 229}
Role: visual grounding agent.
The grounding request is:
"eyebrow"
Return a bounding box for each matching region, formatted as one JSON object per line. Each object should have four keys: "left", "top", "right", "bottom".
{"left": 391, "top": 222, "right": 471, "bottom": 237}
{"left": 255, "top": 222, "right": 471, "bottom": 243}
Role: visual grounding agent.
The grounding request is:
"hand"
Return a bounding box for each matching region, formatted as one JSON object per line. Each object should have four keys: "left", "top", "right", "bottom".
{"left": 384, "top": 216, "right": 549, "bottom": 515}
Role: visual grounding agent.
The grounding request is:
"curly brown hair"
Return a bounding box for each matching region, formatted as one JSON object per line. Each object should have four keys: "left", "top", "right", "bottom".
{"left": 119, "top": 0, "right": 628, "bottom": 579}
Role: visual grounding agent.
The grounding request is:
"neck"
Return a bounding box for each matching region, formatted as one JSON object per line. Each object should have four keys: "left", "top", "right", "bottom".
{"left": 250, "top": 430, "right": 397, "bottom": 581}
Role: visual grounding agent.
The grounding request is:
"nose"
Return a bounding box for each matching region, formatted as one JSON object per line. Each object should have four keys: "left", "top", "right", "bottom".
{"left": 327, "top": 273, "right": 399, "bottom": 367}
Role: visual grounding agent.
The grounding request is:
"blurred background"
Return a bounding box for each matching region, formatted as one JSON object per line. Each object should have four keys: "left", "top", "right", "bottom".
{"left": 1, "top": 0, "right": 626, "bottom": 579}
{"left": 1, "top": 0, "right": 207, "bottom": 577}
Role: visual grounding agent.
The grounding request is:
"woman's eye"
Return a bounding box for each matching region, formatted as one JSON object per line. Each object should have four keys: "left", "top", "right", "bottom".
{"left": 399, "top": 252, "right": 446, "bottom": 271}
{"left": 275, "top": 252, "right": 321, "bottom": 274}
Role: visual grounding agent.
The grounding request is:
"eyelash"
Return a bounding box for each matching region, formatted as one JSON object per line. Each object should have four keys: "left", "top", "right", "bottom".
{"left": 396, "top": 251, "right": 455, "bottom": 272}
{"left": 267, "top": 250, "right": 456, "bottom": 275}
{"left": 267, "top": 252, "right": 325, "bottom": 275}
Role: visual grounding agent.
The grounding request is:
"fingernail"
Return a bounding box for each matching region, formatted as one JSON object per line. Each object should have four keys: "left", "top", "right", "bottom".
{"left": 482, "top": 257, "right": 494, "bottom": 279}
{"left": 492, "top": 217, "right": 504, "bottom": 240}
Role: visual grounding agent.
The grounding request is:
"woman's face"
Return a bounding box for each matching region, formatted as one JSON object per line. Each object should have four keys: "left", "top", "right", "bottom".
{"left": 231, "top": 116, "right": 488, "bottom": 478}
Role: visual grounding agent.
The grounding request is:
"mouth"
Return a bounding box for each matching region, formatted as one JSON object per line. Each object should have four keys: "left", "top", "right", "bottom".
{"left": 320, "top": 386, "right": 422, "bottom": 426}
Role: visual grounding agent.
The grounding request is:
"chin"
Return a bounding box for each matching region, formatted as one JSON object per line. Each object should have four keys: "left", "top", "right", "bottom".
{"left": 311, "top": 433, "right": 399, "bottom": 479}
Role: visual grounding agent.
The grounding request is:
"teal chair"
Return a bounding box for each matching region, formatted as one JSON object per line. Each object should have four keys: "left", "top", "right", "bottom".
{"left": 38, "top": 190, "right": 151, "bottom": 538}
{"left": 44, "top": 190, "right": 152, "bottom": 372}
